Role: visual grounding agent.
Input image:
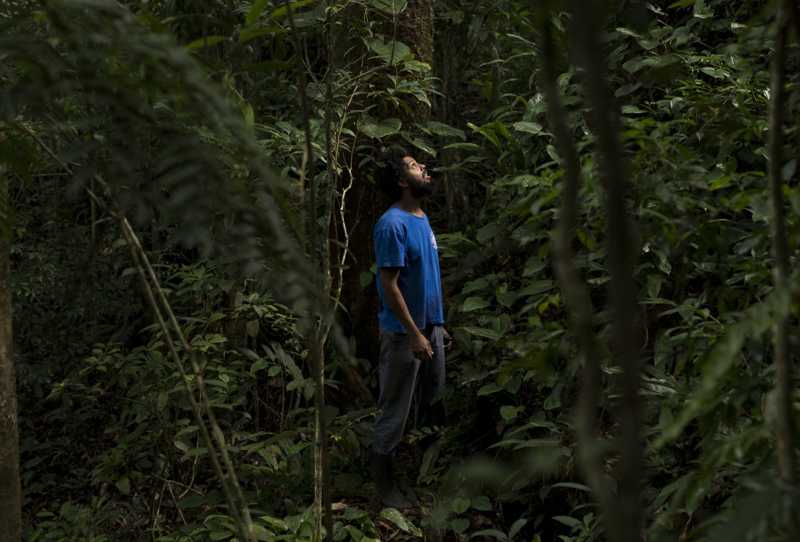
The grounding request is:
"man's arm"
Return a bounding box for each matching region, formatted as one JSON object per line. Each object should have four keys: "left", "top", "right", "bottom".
{"left": 380, "top": 268, "right": 433, "bottom": 360}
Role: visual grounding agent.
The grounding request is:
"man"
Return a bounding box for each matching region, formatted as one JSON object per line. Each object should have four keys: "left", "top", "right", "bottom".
{"left": 370, "top": 145, "right": 450, "bottom": 508}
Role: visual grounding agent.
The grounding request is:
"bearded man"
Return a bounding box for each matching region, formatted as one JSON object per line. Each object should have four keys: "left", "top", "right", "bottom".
{"left": 369, "top": 145, "right": 450, "bottom": 508}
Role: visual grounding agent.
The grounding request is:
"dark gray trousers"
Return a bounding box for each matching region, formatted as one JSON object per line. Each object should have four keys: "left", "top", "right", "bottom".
{"left": 372, "top": 326, "right": 446, "bottom": 455}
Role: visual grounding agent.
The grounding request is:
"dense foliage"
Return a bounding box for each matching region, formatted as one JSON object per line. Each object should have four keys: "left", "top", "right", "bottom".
{"left": 2, "top": 0, "right": 800, "bottom": 541}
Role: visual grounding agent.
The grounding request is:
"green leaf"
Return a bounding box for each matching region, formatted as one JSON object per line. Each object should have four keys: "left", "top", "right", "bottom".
{"left": 500, "top": 405, "right": 522, "bottom": 422}
{"left": 462, "top": 296, "right": 489, "bottom": 312}
{"left": 550, "top": 482, "right": 592, "bottom": 492}
{"left": 467, "top": 121, "right": 501, "bottom": 149}
{"left": 709, "top": 175, "right": 731, "bottom": 191}
{"left": 700, "top": 66, "right": 728, "bottom": 79}
{"left": 543, "top": 384, "right": 562, "bottom": 410}
{"left": 178, "top": 494, "right": 206, "bottom": 508}
{"left": 369, "top": 0, "right": 408, "bottom": 15}
{"left": 477, "top": 382, "right": 502, "bottom": 396}
{"left": 186, "top": 35, "right": 225, "bottom": 50}
{"left": 450, "top": 518, "right": 469, "bottom": 533}
{"left": 245, "top": 0, "right": 270, "bottom": 25}
{"left": 520, "top": 280, "right": 554, "bottom": 297}
{"left": 380, "top": 508, "right": 422, "bottom": 536}
{"left": 442, "top": 142, "right": 482, "bottom": 152}
{"left": 360, "top": 270, "right": 374, "bottom": 288}
{"left": 251, "top": 525, "right": 271, "bottom": 541}
{"left": 461, "top": 326, "right": 502, "bottom": 341}
{"left": 783, "top": 159, "right": 797, "bottom": 181}
{"left": 239, "top": 25, "right": 284, "bottom": 43}
{"left": 553, "top": 515, "right": 582, "bottom": 529}
{"left": 451, "top": 497, "right": 470, "bottom": 514}
{"left": 258, "top": 515, "right": 288, "bottom": 532}
{"left": 471, "top": 495, "right": 492, "bottom": 511}
{"left": 401, "top": 132, "right": 437, "bottom": 157}
{"left": 509, "top": 518, "right": 528, "bottom": 539}
{"left": 477, "top": 222, "right": 499, "bottom": 244}
{"left": 116, "top": 476, "right": 130, "bottom": 495}
{"left": 422, "top": 120, "right": 466, "bottom": 140}
{"left": 365, "top": 37, "right": 412, "bottom": 65}
{"left": 693, "top": 0, "right": 712, "bottom": 18}
{"left": 622, "top": 105, "right": 646, "bottom": 115}
{"left": 512, "top": 121, "right": 543, "bottom": 135}
{"left": 269, "top": 0, "right": 318, "bottom": 20}
{"left": 358, "top": 117, "right": 402, "bottom": 139}
{"left": 469, "top": 529, "right": 507, "bottom": 541}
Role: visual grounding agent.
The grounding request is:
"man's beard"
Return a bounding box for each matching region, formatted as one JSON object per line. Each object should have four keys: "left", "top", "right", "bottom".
{"left": 407, "top": 176, "right": 434, "bottom": 198}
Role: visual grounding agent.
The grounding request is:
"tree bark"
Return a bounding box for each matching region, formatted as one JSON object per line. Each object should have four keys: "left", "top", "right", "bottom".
{"left": 767, "top": 0, "right": 795, "bottom": 497}
{"left": 397, "top": 0, "right": 434, "bottom": 69}
{"left": 0, "top": 171, "right": 21, "bottom": 542}
{"left": 397, "top": 0, "right": 434, "bottom": 119}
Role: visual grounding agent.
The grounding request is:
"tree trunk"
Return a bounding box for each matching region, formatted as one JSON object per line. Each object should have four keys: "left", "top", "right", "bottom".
{"left": 0, "top": 172, "right": 21, "bottom": 542}
{"left": 537, "top": 7, "right": 617, "bottom": 539}
{"left": 397, "top": 0, "right": 434, "bottom": 119}
{"left": 398, "top": 0, "right": 434, "bottom": 70}
{"left": 569, "top": 1, "right": 644, "bottom": 540}
{"left": 767, "top": 0, "right": 795, "bottom": 506}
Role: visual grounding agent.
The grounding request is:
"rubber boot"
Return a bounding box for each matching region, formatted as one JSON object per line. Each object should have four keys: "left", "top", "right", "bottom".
{"left": 370, "top": 451, "right": 412, "bottom": 509}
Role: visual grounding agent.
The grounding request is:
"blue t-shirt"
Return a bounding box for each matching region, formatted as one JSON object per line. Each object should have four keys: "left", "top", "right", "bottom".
{"left": 374, "top": 206, "right": 444, "bottom": 333}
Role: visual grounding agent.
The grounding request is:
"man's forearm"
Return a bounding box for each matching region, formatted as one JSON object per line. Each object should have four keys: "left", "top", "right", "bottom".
{"left": 384, "top": 284, "right": 423, "bottom": 337}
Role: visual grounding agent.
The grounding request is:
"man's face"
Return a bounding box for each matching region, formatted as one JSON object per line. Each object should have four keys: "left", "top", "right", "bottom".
{"left": 400, "top": 155, "right": 433, "bottom": 198}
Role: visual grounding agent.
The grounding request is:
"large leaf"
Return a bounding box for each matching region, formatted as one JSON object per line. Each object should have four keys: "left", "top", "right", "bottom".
{"left": 365, "top": 37, "right": 412, "bottom": 65}
{"left": 461, "top": 326, "right": 503, "bottom": 341}
{"left": 357, "top": 117, "right": 402, "bottom": 139}
{"left": 369, "top": 0, "right": 408, "bottom": 15}
{"left": 512, "top": 121, "right": 543, "bottom": 135}
{"left": 461, "top": 296, "right": 490, "bottom": 312}
{"left": 245, "top": 0, "right": 270, "bottom": 25}
{"left": 186, "top": 35, "right": 225, "bottom": 50}
{"left": 379, "top": 508, "right": 422, "bottom": 537}
{"left": 422, "top": 120, "right": 466, "bottom": 140}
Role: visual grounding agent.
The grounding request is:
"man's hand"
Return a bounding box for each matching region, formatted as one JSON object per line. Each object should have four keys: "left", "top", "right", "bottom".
{"left": 409, "top": 331, "right": 433, "bottom": 361}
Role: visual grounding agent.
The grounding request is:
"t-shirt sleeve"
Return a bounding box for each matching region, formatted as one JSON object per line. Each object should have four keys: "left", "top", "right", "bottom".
{"left": 374, "top": 220, "right": 407, "bottom": 268}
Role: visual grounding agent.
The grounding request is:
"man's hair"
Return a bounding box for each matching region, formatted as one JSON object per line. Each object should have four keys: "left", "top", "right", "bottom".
{"left": 378, "top": 145, "right": 409, "bottom": 200}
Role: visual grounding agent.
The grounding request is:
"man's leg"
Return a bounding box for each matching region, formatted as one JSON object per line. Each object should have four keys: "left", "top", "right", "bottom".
{"left": 373, "top": 331, "right": 421, "bottom": 454}
{"left": 416, "top": 326, "right": 447, "bottom": 429}
{"left": 371, "top": 331, "right": 421, "bottom": 507}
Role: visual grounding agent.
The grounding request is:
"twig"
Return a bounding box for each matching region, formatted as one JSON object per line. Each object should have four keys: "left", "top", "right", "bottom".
{"left": 166, "top": 479, "right": 188, "bottom": 527}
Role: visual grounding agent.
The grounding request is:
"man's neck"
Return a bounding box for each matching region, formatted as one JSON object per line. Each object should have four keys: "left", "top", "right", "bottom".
{"left": 396, "top": 193, "right": 424, "bottom": 217}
